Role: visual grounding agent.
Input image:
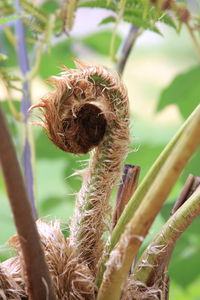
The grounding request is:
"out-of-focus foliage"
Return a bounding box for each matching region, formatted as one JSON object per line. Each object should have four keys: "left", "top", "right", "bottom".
{"left": 0, "top": 15, "right": 20, "bottom": 24}
{"left": 83, "top": 30, "right": 121, "bottom": 55}
{"left": 157, "top": 66, "right": 200, "bottom": 118}
{"left": 0, "top": 0, "right": 200, "bottom": 298}
{"left": 79, "top": 0, "right": 176, "bottom": 33}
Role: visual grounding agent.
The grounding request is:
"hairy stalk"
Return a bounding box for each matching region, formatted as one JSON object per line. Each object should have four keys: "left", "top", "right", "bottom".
{"left": 133, "top": 186, "right": 200, "bottom": 286}
{"left": 15, "top": 0, "right": 37, "bottom": 219}
{"left": 112, "top": 165, "right": 140, "bottom": 229}
{"left": 117, "top": 25, "right": 142, "bottom": 75}
{"left": 145, "top": 174, "right": 200, "bottom": 296}
{"left": 97, "top": 104, "right": 200, "bottom": 300}
{"left": 31, "top": 60, "right": 130, "bottom": 273}
{"left": 121, "top": 172, "right": 200, "bottom": 299}
{"left": 0, "top": 107, "right": 55, "bottom": 300}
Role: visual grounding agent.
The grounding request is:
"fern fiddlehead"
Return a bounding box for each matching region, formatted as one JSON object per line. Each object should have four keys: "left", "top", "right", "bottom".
{"left": 31, "top": 60, "right": 130, "bottom": 273}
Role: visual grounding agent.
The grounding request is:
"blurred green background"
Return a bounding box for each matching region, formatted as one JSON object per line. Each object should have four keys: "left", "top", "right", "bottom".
{"left": 0, "top": 2, "right": 200, "bottom": 299}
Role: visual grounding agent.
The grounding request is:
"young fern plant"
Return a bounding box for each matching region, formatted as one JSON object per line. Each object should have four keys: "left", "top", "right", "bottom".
{"left": 31, "top": 59, "right": 130, "bottom": 273}
{"left": 0, "top": 61, "right": 199, "bottom": 300}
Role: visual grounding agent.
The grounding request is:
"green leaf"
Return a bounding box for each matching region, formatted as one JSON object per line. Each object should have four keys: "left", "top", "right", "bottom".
{"left": 159, "top": 13, "right": 177, "bottom": 30}
{"left": 83, "top": 30, "right": 121, "bottom": 56}
{"left": 20, "top": 0, "right": 48, "bottom": 24}
{"left": 0, "top": 14, "right": 20, "bottom": 24}
{"left": 41, "top": 0, "right": 59, "bottom": 14}
{"left": 124, "top": 14, "right": 162, "bottom": 34}
{"left": 99, "top": 16, "right": 116, "bottom": 25}
{"left": 39, "top": 39, "right": 74, "bottom": 78}
{"left": 78, "top": 0, "right": 116, "bottom": 11}
{"left": 157, "top": 66, "right": 200, "bottom": 118}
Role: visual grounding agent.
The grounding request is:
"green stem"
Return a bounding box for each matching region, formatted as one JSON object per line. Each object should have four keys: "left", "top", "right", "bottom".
{"left": 66, "top": 0, "right": 78, "bottom": 30}
{"left": 117, "top": 26, "right": 143, "bottom": 75}
{"left": 97, "top": 104, "right": 199, "bottom": 285}
{"left": 29, "top": 40, "right": 44, "bottom": 80}
{"left": 3, "top": 24, "right": 16, "bottom": 48}
{"left": 97, "top": 105, "right": 200, "bottom": 300}
{"left": 110, "top": 104, "right": 200, "bottom": 251}
{"left": 133, "top": 186, "right": 200, "bottom": 285}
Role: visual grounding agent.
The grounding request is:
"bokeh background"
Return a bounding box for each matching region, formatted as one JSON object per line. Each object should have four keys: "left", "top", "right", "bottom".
{"left": 0, "top": 1, "right": 200, "bottom": 299}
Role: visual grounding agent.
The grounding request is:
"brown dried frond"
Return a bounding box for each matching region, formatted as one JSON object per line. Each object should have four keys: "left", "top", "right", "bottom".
{"left": 121, "top": 278, "right": 162, "bottom": 300}
{"left": 0, "top": 263, "right": 26, "bottom": 299}
{"left": 6, "top": 220, "right": 96, "bottom": 300}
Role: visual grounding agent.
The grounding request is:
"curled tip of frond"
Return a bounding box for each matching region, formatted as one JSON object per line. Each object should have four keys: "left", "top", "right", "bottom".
{"left": 4, "top": 220, "right": 96, "bottom": 300}
{"left": 30, "top": 60, "right": 129, "bottom": 155}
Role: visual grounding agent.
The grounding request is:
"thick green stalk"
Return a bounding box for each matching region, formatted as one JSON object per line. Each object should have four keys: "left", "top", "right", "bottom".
{"left": 97, "top": 105, "right": 200, "bottom": 285}
{"left": 110, "top": 104, "right": 200, "bottom": 250}
{"left": 133, "top": 186, "right": 200, "bottom": 285}
{"left": 97, "top": 105, "right": 200, "bottom": 300}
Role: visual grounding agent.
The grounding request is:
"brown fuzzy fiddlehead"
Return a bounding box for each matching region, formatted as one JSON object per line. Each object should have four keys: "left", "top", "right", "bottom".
{"left": 31, "top": 59, "right": 130, "bottom": 273}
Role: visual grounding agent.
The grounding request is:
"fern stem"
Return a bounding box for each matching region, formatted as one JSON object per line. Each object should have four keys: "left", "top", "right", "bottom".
{"left": 117, "top": 25, "right": 142, "bottom": 75}
{"left": 67, "top": 65, "right": 130, "bottom": 272}
{"left": 133, "top": 186, "right": 200, "bottom": 285}
{"left": 0, "top": 106, "right": 55, "bottom": 300}
{"left": 15, "top": 0, "right": 37, "bottom": 219}
{"left": 29, "top": 40, "right": 44, "bottom": 80}
{"left": 3, "top": 24, "right": 16, "bottom": 48}
{"left": 66, "top": 0, "right": 78, "bottom": 31}
{"left": 110, "top": 104, "right": 200, "bottom": 251}
{"left": 97, "top": 104, "right": 200, "bottom": 300}
{"left": 97, "top": 104, "right": 200, "bottom": 286}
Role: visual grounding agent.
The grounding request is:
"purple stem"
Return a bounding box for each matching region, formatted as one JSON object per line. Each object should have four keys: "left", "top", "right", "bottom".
{"left": 117, "top": 25, "right": 139, "bottom": 75}
{"left": 15, "top": 0, "right": 37, "bottom": 219}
